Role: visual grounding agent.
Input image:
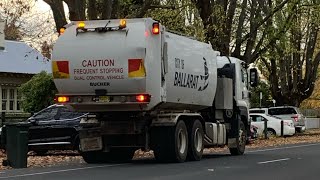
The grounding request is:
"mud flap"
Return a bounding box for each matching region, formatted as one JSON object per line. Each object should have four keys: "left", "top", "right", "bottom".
{"left": 227, "top": 114, "right": 240, "bottom": 148}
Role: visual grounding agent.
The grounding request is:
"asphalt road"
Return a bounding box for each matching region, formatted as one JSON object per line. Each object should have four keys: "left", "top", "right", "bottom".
{"left": 1, "top": 143, "right": 320, "bottom": 180}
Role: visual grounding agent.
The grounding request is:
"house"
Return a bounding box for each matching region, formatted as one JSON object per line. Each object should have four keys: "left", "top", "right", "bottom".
{"left": 0, "top": 40, "right": 51, "bottom": 113}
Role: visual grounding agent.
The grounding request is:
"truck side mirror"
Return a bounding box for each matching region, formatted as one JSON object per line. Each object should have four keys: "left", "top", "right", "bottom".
{"left": 249, "top": 68, "right": 258, "bottom": 87}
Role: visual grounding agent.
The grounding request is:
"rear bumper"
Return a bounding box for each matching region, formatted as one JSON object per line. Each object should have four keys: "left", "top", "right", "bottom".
{"left": 295, "top": 126, "right": 306, "bottom": 132}
{"left": 65, "top": 103, "right": 148, "bottom": 112}
{"left": 284, "top": 126, "right": 296, "bottom": 136}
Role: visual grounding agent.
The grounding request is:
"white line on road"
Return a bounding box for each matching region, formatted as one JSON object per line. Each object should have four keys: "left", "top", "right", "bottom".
{"left": 258, "top": 158, "right": 290, "bottom": 164}
{"left": 246, "top": 143, "right": 320, "bottom": 153}
{"left": 0, "top": 164, "right": 128, "bottom": 179}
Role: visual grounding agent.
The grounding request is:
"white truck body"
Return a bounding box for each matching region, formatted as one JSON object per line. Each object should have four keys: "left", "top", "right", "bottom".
{"left": 52, "top": 18, "right": 257, "bottom": 163}
{"left": 53, "top": 18, "right": 217, "bottom": 112}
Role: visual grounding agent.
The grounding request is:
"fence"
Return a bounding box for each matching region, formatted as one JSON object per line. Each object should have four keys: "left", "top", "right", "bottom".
{"left": 301, "top": 109, "right": 320, "bottom": 118}
{"left": 0, "top": 112, "right": 31, "bottom": 126}
{"left": 306, "top": 118, "right": 320, "bottom": 129}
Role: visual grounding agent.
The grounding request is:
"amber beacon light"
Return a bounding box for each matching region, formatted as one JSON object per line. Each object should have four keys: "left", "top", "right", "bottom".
{"left": 78, "top": 22, "right": 86, "bottom": 29}
{"left": 119, "top": 19, "right": 127, "bottom": 29}
{"left": 57, "top": 96, "right": 70, "bottom": 103}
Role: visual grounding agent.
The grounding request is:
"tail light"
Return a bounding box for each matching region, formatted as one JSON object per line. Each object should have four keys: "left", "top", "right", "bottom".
{"left": 291, "top": 115, "right": 298, "bottom": 122}
{"left": 56, "top": 96, "right": 70, "bottom": 103}
{"left": 152, "top": 22, "right": 160, "bottom": 35}
{"left": 136, "top": 94, "right": 150, "bottom": 102}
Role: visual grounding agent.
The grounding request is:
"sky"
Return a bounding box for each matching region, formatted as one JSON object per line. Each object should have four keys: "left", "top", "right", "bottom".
{"left": 36, "top": 0, "right": 51, "bottom": 12}
{"left": 35, "top": 0, "right": 69, "bottom": 15}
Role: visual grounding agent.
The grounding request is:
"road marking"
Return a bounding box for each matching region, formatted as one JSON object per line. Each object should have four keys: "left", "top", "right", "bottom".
{"left": 246, "top": 143, "right": 320, "bottom": 153}
{"left": 0, "top": 164, "right": 128, "bottom": 179}
{"left": 258, "top": 158, "right": 290, "bottom": 164}
{"left": 208, "top": 169, "right": 214, "bottom": 172}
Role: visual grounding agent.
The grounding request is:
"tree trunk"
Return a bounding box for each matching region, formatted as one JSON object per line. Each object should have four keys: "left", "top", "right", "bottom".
{"left": 88, "top": 0, "right": 98, "bottom": 20}
{"left": 102, "top": 0, "right": 113, "bottom": 19}
{"left": 43, "top": 0, "right": 67, "bottom": 32}
{"left": 64, "top": 0, "right": 86, "bottom": 21}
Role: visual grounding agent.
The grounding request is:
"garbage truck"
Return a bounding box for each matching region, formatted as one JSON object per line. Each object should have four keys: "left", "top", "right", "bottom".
{"left": 52, "top": 18, "right": 258, "bottom": 163}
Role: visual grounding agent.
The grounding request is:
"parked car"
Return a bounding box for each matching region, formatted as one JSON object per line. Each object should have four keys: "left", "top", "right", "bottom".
{"left": 268, "top": 106, "right": 306, "bottom": 132}
{"left": 249, "top": 113, "right": 295, "bottom": 137}
{"left": 1, "top": 104, "right": 88, "bottom": 154}
{"left": 26, "top": 104, "right": 88, "bottom": 154}
{"left": 249, "top": 108, "right": 269, "bottom": 114}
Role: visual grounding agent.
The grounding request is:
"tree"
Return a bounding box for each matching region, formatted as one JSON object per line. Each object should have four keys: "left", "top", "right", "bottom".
{"left": 44, "top": 0, "right": 165, "bottom": 31}
{"left": 191, "top": 0, "right": 295, "bottom": 63}
{"left": 42, "top": 0, "right": 320, "bottom": 106}
{"left": 261, "top": 0, "right": 320, "bottom": 106}
{"left": 19, "top": 71, "right": 57, "bottom": 113}
{"left": 192, "top": 0, "right": 320, "bottom": 106}
{"left": 0, "top": 0, "right": 56, "bottom": 48}
{"left": 250, "top": 81, "right": 273, "bottom": 108}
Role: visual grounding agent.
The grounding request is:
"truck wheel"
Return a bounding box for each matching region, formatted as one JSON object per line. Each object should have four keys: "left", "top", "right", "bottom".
{"left": 153, "top": 120, "right": 188, "bottom": 163}
{"left": 229, "top": 121, "right": 246, "bottom": 155}
{"left": 187, "top": 120, "right": 204, "bottom": 161}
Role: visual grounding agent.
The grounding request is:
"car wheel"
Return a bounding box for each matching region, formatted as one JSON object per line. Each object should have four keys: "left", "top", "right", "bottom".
{"left": 267, "top": 128, "right": 276, "bottom": 137}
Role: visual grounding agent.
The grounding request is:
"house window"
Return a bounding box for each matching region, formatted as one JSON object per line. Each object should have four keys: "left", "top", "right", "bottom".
{"left": 2, "top": 89, "right": 7, "bottom": 111}
{"left": 9, "top": 89, "right": 15, "bottom": 111}
{"left": 17, "top": 90, "right": 21, "bottom": 111}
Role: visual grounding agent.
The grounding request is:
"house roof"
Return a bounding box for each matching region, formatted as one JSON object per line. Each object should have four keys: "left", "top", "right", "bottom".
{"left": 0, "top": 40, "right": 52, "bottom": 74}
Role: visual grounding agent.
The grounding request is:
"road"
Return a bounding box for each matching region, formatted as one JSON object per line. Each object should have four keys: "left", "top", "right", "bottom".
{"left": 1, "top": 143, "right": 320, "bottom": 180}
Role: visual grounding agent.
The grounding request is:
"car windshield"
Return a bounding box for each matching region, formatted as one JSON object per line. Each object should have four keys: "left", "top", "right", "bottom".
{"left": 265, "top": 114, "right": 281, "bottom": 119}
{"left": 250, "top": 110, "right": 266, "bottom": 114}
{"left": 269, "top": 107, "right": 297, "bottom": 115}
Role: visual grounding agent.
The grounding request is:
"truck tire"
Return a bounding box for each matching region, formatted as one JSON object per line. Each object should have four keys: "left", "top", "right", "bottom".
{"left": 153, "top": 120, "right": 188, "bottom": 163}
{"left": 187, "top": 120, "right": 204, "bottom": 161}
{"left": 229, "top": 121, "right": 246, "bottom": 155}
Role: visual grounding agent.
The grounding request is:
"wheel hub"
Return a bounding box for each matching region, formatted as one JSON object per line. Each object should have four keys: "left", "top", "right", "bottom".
{"left": 194, "top": 128, "right": 203, "bottom": 152}
{"left": 178, "top": 129, "right": 187, "bottom": 154}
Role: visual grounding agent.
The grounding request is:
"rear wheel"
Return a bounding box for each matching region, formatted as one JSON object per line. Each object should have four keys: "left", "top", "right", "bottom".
{"left": 267, "top": 128, "right": 276, "bottom": 137}
{"left": 152, "top": 120, "right": 188, "bottom": 163}
{"left": 229, "top": 121, "right": 246, "bottom": 155}
{"left": 187, "top": 120, "right": 204, "bottom": 161}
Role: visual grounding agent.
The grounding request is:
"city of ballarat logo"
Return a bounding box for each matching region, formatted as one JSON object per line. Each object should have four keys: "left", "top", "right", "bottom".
{"left": 173, "top": 57, "right": 209, "bottom": 91}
